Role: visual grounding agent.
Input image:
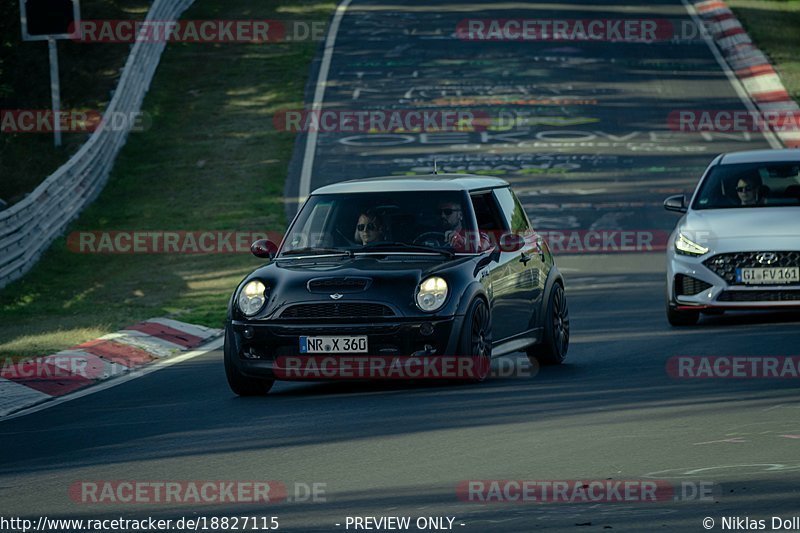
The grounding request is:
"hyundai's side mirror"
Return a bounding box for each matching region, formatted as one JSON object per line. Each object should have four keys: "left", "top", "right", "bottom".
{"left": 251, "top": 239, "right": 278, "bottom": 259}
{"left": 664, "top": 194, "right": 687, "bottom": 213}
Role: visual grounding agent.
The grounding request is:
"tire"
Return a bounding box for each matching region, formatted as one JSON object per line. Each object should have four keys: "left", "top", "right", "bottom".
{"left": 224, "top": 326, "right": 274, "bottom": 396}
{"left": 666, "top": 303, "right": 700, "bottom": 326}
{"left": 457, "top": 298, "right": 492, "bottom": 382}
{"left": 527, "top": 282, "right": 569, "bottom": 365}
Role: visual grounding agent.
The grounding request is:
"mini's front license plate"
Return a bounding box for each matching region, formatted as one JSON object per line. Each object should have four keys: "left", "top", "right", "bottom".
{"left": 736, "top": 267, "right": 800, "bottom": 285}
{"left": 299, "top": 336, "right": 368, "bottom": 354}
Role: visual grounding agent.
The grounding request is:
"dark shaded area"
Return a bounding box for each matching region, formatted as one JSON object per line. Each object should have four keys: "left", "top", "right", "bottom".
{"left": 0, "top": 0, "right": 150, "bottom": 205}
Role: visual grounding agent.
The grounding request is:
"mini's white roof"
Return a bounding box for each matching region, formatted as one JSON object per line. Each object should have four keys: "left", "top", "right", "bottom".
{"left": 312, "top": 174, "right": 509, "bottom": 194}
{"left": 720, "top": 148, "right": 800, "bottom": 165}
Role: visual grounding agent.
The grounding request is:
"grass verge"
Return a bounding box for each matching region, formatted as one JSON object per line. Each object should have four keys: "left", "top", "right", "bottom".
{"left": 0, "top": 0, "right": 334, "bottom": 359}
{"left": 727, "top": 0, "right": 800, "bottom": 103}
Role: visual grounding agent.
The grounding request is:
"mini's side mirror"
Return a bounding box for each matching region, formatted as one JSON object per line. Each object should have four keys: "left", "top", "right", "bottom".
{"left": 499, "top": 232, "right": 526, "bottom": 253}
{"left": 251, "top": 239, "right": 278, "bottom": 259}
{"left": 664, "top": 194, "right": 687, "bottom": 213}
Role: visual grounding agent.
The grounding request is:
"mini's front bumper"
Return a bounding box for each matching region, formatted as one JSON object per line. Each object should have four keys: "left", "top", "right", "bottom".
{"left": 228, "top": 316, "right": 466, "bottom": 379}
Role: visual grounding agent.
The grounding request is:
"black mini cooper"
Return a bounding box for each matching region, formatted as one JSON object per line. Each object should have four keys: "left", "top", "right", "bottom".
{"left": 224, "top": 175, "right": 569, "bottom": 395}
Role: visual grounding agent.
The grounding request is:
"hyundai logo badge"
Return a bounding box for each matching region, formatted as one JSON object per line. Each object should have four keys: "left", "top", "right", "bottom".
{"left": 756, "top": 252, "right": 778, "bottom": 265}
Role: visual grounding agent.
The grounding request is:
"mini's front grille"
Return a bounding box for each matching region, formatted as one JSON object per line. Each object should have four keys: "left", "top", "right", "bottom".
{"left": 307, "top": 277, "right": 371, "bottom": 293}
{"left": 270, "top": 324, "right": 401, "bottom": 335}
{"left": 675, "top": 274, "right": 713, "bottom": 296}
{"left": 704, "top": 252, "right": 800, "bottom": 285}
{"left": 717, "top": 290, "right": 800, "bottom": 302}
{"left": 280, "top": 302, "right": 395, "bottom": 319}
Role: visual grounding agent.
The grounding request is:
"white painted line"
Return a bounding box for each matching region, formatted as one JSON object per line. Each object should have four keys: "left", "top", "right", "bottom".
{"left": 726, "top": 46, "right": 767, "bottom": 66}
{"left": 46, "top": 350, "right": 129, "bottom": 380}
{"left": 106, "top": 330, "right": 184, "bottom": 358}
{"left": 682, "top": 0, "right": 783, "bottom": 149}
{"left": 758, "top": 100, "right": 800, "bottom": 113}
{"left": 297, "top": 0, "right": 354, "bottom": 211}
{"left": 0, "top": 337, "right": 224, "bottom": 422}
{"left": 714, "top": 18, "right": 741, "bottom": 34}
{"left": 145, "top": 318, "right": 222, "bottom": 340}
{"left": 0, "top": 379, "right": 51, "bottom": 417}
{"left": 717, "top": 32, "right": 750, "bottom": 51}
{"left": 698, "top": 6, "right": 732, "bottom": 18}
{"left": 742, "top": 74, "right": 789, "bottom": 96}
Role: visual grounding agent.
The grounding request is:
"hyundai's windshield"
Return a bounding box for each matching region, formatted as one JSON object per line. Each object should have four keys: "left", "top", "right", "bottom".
{"left": 693, "top": 161, "right": 800, "bottom": 209}
{"left": 280, "top": 191, "right": 478, "bottom": 256}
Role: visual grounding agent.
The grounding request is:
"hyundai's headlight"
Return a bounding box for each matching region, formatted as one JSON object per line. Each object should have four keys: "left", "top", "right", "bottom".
{"left": 238, "top": 280, "right": 267, "bottom": 316}
{"left": 675, "top": 234, "right": 709, "bottom": 256}
{"left": 416, "top": 277, "right": 448, "bottom": 312}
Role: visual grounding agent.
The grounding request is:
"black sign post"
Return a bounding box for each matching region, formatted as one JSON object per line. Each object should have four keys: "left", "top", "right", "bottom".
{"left": 20, "top": 0, "right": 81, "bottom": 147}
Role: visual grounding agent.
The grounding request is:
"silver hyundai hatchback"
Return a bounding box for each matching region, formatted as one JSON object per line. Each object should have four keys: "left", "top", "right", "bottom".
{"left": 664, "top": 149, "right": 800, "bottom": 325}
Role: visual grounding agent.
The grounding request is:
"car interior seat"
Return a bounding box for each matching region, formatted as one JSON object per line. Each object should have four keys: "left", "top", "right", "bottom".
{"left": 783, "top": 184, "right": 800, "bottom": 203}
{"left": 470, "top": 196, "right": 500, "bottom": 231}
{"left": 757, "top": 184, "right": 771, "bottom": 203}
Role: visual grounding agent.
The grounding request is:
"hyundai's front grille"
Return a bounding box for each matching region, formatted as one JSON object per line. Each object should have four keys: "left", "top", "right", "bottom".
{"left": 717, "top": 290, "right": 800, "bottom": 302}
{"left": 704, "top": 252, "right": 800, "bottom": 285}
{"left": 675, "top": 274, "right": 713, "bottom": 296}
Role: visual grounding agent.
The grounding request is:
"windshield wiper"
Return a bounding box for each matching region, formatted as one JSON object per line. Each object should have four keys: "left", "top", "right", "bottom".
{"left": 280, "top": 247, "right": 354, "bottom": 257}
{"left": 358, "top": 242, "right": 454, "bottom": 258}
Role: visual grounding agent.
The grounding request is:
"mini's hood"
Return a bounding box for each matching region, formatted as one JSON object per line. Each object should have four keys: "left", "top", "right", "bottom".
{"left": 238, "top": 255, "right": 474, "bottom": 319}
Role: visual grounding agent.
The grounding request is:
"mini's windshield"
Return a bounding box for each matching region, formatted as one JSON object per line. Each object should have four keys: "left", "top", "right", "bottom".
{"left": 692, "top": 161, "right": 800, "bottom": 210}
{"left": 280, "top": 191, "right": 477, "bottom": 256}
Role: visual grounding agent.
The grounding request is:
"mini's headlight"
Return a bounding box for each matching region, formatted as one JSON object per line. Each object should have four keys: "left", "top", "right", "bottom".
{"left": 675, "top": 233, "right": 709, "bottom": 257}
{"left": 416, "top": 277, "right": 448, "bottom": 312}
{"left": 238, "top": 280, "right": 267, "bottom": 316}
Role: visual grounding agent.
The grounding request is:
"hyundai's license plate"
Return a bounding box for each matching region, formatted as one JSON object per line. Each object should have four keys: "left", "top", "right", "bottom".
{"left": 736, "top": 267, "right": 799, "bottom": 285}
{"left": 299, "top": 336, "right": 368, "bottom": 354}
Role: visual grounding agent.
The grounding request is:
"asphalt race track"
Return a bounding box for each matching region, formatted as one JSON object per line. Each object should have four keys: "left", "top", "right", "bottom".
{"left": 3, "top": 1, "right": 800, "bottom": 532}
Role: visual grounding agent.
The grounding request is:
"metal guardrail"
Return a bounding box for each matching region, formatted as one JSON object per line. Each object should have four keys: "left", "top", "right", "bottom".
{"left": 0, "top": 0, "right": 196, "bottom": 289}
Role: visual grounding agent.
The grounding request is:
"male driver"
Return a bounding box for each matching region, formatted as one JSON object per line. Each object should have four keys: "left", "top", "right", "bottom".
{"left": 439, "top": 201, "right": 491, "bottom": 252}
